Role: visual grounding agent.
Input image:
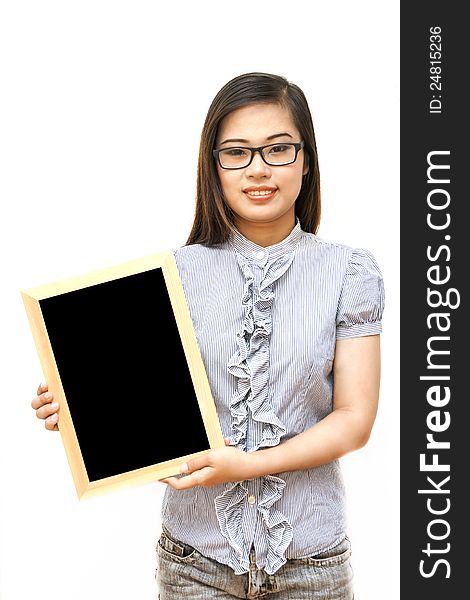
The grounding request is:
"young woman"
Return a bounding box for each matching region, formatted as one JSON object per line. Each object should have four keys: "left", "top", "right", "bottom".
{"left": 32, "top": 72, "right": 384, "bottom": 599}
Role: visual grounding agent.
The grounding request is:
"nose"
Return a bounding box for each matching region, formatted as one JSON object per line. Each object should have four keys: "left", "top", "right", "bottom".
{"left": 245, "top": 150, "right": 271, "bottom": 178}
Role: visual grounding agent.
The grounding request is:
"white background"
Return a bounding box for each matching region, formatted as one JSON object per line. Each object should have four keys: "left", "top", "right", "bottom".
{"left": 0, "top": 1, "right": 399, "bottom": 599}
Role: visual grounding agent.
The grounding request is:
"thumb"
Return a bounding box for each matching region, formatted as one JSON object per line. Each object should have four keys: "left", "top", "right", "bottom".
{"left": 180, "top": 454, "right": 209, "bottom": 475}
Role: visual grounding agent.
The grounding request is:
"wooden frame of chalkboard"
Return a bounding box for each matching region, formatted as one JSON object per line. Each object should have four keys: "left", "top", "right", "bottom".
{"left": 22, "top": 251, "right": 225, "bottom": 500}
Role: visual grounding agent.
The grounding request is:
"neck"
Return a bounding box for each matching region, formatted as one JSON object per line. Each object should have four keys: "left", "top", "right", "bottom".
{"left": 234, "top": 215, "right": 296, "bottom": 248}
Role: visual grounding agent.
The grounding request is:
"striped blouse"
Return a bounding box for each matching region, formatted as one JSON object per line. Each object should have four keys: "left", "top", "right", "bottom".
{"left": 161, "top": 221, "right": 385, "bottom": 575}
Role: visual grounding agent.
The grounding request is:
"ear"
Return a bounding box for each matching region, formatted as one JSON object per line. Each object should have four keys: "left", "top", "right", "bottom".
{"left": 302, "top": 156, "right": 309, "bottom": 176}
{"left": 302, "top": 148, "right": 310, "bottom": 177}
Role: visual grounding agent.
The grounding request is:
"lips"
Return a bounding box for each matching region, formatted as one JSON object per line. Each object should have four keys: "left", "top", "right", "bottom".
{"left": 243, "top": 186, "right": 278, "bottom": 201}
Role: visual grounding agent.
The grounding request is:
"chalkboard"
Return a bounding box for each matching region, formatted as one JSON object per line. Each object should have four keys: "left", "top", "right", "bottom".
{"left": 22, "top": 252, "right": 225, "bottom": 499}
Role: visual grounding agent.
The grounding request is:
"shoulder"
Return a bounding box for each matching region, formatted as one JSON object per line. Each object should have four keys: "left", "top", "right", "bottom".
{"left": 298, "top": 230, "right": 352, "bottom": 255}
{"left": 298, "top": 231, "right": 381, "bottom": 272}
{"left": 173, "top": 242, "right": 230, "bottom": 264}
{"left": 172, "top": 243, "right": 234, "bottom": 287}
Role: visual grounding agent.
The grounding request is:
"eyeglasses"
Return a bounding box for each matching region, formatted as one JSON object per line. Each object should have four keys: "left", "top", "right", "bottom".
{"left": 213, "top": 141, "right": 305, "bottom": 170}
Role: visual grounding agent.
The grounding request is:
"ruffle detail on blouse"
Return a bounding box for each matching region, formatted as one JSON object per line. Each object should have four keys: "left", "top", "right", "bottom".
{"left": 227, "top": 250, "right": 296, "bottom": 451}
{"left": 215, "top": 241, "right": 298, "bottom": 574}
{"left": 214, "top": 476, "right": 293, "bottom": 575}
{"left": 214, "top": 482, "right": 250, "bottom": 574}
{"left": 257, "top": 475, "right": 294, "bottom": 574}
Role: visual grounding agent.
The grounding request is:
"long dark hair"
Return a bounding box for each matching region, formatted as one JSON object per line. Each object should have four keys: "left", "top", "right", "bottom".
{"left": 186, "top": 72, "right": 321, "bottom": 245}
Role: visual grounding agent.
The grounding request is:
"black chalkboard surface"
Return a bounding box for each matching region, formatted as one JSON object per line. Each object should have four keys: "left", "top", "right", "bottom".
{"left": 22, "top": 252, "right": 224, "bottom": 499}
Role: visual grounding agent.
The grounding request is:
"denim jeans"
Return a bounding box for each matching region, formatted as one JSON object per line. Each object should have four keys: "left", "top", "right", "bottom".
{"left": 156, "top": 529, "right": 354, "bottom": 599}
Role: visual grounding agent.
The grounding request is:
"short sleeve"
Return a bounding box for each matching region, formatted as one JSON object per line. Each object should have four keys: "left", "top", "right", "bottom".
{"left": 336, "top": 247, "right": 385, "bottom": 340}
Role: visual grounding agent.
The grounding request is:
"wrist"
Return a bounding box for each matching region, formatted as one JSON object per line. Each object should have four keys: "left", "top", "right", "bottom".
{"left": 249, "top": 445, "right": 284, "bottom": 479}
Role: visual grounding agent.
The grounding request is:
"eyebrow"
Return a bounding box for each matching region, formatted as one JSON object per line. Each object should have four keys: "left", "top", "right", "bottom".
{"left": 219, "top": 132, "right": 294, "bottom": 146}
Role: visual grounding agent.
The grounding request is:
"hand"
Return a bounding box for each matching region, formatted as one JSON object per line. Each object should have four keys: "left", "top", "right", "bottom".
{"left": 161, "top": 442, "right": 255, "bottom": 490}
{"left": 31, "top": 383, "right": 59, "bottom": 431}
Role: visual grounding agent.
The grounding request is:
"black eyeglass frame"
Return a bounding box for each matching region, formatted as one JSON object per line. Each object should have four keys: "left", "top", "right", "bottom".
{"left": 212, "top": 140, "right": 305, "bottom": 170}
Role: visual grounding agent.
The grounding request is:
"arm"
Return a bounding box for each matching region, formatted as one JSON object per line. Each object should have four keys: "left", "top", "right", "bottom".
{"left": 163, "top": 334, "right": 381, "bottom": 489}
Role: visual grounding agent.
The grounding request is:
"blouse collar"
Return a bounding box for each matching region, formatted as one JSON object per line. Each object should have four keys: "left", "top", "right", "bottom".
{"left": 229, "top": 220, "right": 303, "bottom": 264}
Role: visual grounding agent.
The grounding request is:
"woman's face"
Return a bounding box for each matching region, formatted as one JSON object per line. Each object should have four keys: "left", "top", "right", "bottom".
{"left": 215, "top": 102, "right": 307, "bottom": 245}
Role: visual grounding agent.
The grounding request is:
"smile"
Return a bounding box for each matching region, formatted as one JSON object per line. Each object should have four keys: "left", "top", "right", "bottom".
{"left": 243, "top": 186, "right": 277, "bottom": 200}
{"left": 248, "top": 189, "right": 273, "bottom": 196}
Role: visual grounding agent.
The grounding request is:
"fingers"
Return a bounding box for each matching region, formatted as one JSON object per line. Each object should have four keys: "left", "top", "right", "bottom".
{"left": 34, "top": 397, "right": 58, "bottom": 419}
{"left": 160, "top": 454, "right": 213, "bottom": 490}
{"left": 36, "top": 382, "right": 48, "bottom": 396}
{"left": 45, "top": 413, "right": 59, "bottom": 431}
{"left": 180, "top": 454, "right": 209, "bottom": 475}
{"left": 31, "top": 384, "right": 53, "bottom": 410}
{"left": 161, "top": 467, "right": 212, "bottom": 490}
{"left": 32, "top": 382, "right": 59, "bottom": 431}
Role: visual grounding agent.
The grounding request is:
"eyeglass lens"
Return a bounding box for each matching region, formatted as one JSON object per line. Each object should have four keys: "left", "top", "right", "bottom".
{"left": 218, "top": 143, "right": 297, "bottom": 168}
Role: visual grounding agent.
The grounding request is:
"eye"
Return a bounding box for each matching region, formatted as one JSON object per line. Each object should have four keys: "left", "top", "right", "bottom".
{"left": 268, "top": 144, "right": 291, "bottom": 154}
{"left": 220, "top": 147, "right": 249, "bottom": 157}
